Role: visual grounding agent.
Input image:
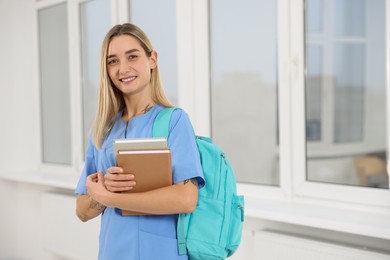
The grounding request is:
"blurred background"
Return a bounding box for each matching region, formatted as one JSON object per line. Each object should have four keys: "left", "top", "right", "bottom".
{"left": 0, "top": 0, "right": 389, "bottom": 259}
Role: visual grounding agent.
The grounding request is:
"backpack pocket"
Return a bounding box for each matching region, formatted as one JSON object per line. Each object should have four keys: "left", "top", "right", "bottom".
{"left": 185, "top": 198, "right": 228, "bottom": 259}
{"left": 187, "top": 197, "right": 224, "bottom": 244}
{"left": 226, "top": 195, "right": 244, "bottom": 257}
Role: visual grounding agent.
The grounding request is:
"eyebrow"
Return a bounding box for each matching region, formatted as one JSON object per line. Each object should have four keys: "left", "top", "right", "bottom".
{"left": 107, "top": 49, "right": 141, "bottom": 59}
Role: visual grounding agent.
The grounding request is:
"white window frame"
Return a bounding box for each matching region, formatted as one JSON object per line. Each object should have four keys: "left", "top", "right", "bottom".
{"left": 34, "top": 0, "right": 390, "bottom": 212}
{"left": 291, "top": 0, "right": 390, "bottom": 210}
{"left": 36, "top": 0, "right": 76, "bottom": 176}
{"left": 179, "top": 0, "right": 390, "bottom": 213}
{"left": 306, "top": 0, "right": 386, "bottom": 158}
{"left": 176, "top": 0, "right": 210, "bottom": 137}
{"left": 35, "top": 0, "right": 129, "bottom": 178}
{"left": 177, "top": 0, "right": 291, "bottom": 200}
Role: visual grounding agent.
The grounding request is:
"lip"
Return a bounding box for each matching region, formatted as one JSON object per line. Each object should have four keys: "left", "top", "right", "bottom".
{"left": 120, "top": 76, "right": 137, "bottom": 83}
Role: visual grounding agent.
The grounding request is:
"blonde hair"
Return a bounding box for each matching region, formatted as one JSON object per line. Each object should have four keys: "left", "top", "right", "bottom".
{"left": 92, "top": 23, "right": 173, "bottom": 149}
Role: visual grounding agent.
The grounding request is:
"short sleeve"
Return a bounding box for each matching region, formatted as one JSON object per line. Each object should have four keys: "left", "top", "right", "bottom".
{"left": 75, "top": 137, "right": 97, "bottom": 194}
{"left": 168, "top": 110, "right": 205, "bottom": 188}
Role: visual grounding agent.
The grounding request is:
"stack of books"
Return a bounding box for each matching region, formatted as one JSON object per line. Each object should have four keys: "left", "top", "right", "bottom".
{"left": 114, "top": 138, "right": 173, "bottom": 216}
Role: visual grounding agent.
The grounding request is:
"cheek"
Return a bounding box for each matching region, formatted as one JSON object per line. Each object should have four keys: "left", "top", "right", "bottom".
{"left": 142, "top": 64, "right": 153, "bottom": 77}
{"left": 107, "top": 68, "right": 117, "bottom": 81}
{"left": 106, "top": 70, "right": 120, "bottom": 89}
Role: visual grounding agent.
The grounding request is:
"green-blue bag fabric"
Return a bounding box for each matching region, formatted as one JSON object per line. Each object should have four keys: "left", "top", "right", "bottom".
{"left": 153, "top": 107, "right": 245, "bottom": 260}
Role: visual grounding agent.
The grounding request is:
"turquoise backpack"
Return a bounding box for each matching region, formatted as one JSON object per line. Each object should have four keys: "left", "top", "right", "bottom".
{"left": 153, "top": 108, "right": 245, "bottom": 260}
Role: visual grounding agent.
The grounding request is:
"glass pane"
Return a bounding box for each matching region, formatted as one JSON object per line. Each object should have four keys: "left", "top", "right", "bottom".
{"left": 306, "top": 0, "right": 323, "bottom": 33}
{"left": 210, "top": 0, "right": 279, "bottom": 185}
{"left": 38, "top": 4, "right": 71, "bottom": 165}
{"left": 306, "top": 45, "right": 323, "bottom": 141}
{"left": 305, "top": 0, "right": 388, "bottom": 189}
{"left": 333, "top": 43, "right": 364, "bottom": 143}
{"left": 80, "top": 0, "right": 111, "bottom": 155}
{"left": 334, "top": 0, "right": 365, "bottom": 37}
{"left": 129, "top": 0, "right": 178, "bottom": 105}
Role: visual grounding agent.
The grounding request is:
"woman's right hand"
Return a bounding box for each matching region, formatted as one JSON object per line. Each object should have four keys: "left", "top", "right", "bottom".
{"left": 104, "top": 167, "right": 136, "bottom": 192}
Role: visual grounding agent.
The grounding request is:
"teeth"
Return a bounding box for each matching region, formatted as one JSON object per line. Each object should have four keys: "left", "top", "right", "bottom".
{"left": 122, "top": 76, "right": 136, "bottom": 82}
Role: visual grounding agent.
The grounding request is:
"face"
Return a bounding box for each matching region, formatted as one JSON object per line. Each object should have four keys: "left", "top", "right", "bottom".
{"left": 106, "top": 35, "right": 157, "bottom": 97}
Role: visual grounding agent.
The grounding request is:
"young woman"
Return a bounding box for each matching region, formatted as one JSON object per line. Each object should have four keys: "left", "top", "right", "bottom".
{"left": 75, "top": 23, "right": 204, "bottom": 260}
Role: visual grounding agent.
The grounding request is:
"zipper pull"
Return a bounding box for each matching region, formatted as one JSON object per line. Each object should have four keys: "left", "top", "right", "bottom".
{"left": 238, "top": 204, "right": 244, "bottom": 221}
{"left": 221, "top": 153, "right": 228, "bottom": 165}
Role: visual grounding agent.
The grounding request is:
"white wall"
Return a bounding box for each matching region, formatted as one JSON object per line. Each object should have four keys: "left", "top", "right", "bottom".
{"left": 0, "top": 1, "right": 389, "bottom": 259}
{"left": 0, "top": 180, "right": 18, "bottom": 257}
{"left": 0, "top": 0, "right": 38, "bottom": 171}
{"left": 0, "top": 183, "right": 54, "bottom": 260}
{"left": 0, "top": 0, "right": 43, "bottom": 258}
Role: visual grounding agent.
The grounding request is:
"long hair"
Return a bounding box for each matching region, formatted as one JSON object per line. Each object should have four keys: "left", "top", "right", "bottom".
{"left": 92, "top": 23, "right": 173, "bottom": 149}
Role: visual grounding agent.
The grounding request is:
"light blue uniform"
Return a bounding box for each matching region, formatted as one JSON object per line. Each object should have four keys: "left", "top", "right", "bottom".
{"left": 75, "top": 105, "right": 204, "bottom": 260}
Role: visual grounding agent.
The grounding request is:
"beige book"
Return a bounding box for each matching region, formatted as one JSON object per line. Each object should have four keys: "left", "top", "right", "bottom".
{"left": 114, "top": 138, "right": 167, "bottom": 161}
{"left": 116, "top": 149, "right": 172, "bottom": 216}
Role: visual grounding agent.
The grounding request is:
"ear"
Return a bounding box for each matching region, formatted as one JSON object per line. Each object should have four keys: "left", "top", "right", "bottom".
{"left": 149, "top": 51, "right": 158, "bottom": 69}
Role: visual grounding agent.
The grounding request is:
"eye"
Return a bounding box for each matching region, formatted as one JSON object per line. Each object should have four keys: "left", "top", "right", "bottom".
{"left": 107, "top": 58, "right": 118, "bottom": 65}
{"left": 128, "top": 55, "right": 138, "bottom": 61}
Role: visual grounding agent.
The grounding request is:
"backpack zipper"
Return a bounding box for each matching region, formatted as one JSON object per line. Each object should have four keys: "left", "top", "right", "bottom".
{"left": 221, "top": 152, "right": 228, "bottom": 165}
{"left": 238, "top": 204, "right": 244, "bottom": 221}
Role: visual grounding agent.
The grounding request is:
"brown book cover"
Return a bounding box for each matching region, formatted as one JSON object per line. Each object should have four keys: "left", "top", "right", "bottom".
{"left": 114, "top": 138, "right": 167, "bottom": 161}
{"left": 116, "top": 149, "right": 173, "bottom": 216}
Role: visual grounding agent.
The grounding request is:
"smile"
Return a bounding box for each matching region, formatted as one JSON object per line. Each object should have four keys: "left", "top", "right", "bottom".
{"left": 120, "top": 76, "right": 137, "bottom": 83}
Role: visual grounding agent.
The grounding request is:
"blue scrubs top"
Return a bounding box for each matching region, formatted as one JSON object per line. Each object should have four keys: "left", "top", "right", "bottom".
{"left": 75, "top": 105, "right": 204, "bottom": 260}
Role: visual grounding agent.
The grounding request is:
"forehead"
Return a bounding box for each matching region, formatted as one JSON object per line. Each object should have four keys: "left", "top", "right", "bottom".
{"left": 107, "top": 35, "right": 143, "bottom": 55}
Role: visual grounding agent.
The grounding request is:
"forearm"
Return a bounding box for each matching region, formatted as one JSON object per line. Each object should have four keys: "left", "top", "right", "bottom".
{"left": 98, "top": 180, "right": 198, "bottom": 215}
{"left": 76, "top": 194, "right": 106, "bottom": 222}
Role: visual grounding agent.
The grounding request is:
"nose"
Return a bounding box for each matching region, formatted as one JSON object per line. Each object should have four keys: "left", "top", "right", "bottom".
{"left": 119, "top": 60, "right": 130, "bottom": 75}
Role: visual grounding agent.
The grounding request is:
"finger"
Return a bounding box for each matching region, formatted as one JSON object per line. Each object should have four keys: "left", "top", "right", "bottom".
{"left": 97, "top": 171, "right": 104, "bottom": 179}
{"left": 86, "top": 174, "right": 97, "bottom": 188}
{"left": 106, "top": 181, "right": 136, "bottom": 192}
{"left": 87, "top": 173, "right": 98, "bottom": 182}
{"left": 106, "top": 167, "right": 124, "bottom": 175}
{"left": 105, "top": 180, "right": 136, "bottom": 187}
{"left": 88, "top": 172, "right": 98, "bottom": 178}
{"left": 108, "top": 185, "right": 135, "bottom": 192}
{"left": 105, "top": 179, "right": 136, "bottom": 187}
{"left": 105, "top": 172, "right": 135, "bottom": 181}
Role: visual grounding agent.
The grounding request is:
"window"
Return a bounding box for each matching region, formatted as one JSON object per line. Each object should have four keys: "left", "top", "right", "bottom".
{"left": 37, "top": 0, "right": 112, "bottom": 169}
{"left": 209, "top": 0, "right": 279, "bottom": 186}
{"left": 207, "top": 0, "right": 389, "bottom": 208}
{"left": 129, "top": 0, "right": 178, "bottom": 105}
{"left": 34, "top": 0, "right": 390, "bottom": 210}
{"left": 305, "top": 0, "right": 388, "bottom": 189}
{"left": 80, "top": 0, "right": 111, "bottom": 154}
{"left": 37, "top": 0, "right": 177, "bottom": 169}
{"left": 38, "top": 3, "right": 71, "bottom": 165}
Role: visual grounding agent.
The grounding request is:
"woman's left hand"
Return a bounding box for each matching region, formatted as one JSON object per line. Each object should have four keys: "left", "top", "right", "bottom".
{"left": 86, "top": 171, "right": 108, "bottom": 205}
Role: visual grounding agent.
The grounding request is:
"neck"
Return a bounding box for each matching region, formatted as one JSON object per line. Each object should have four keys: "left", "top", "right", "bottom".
{"left": 122, "top": 102, "right": 155, "bottom": 121}
{"left": 121, "top": 89, "right": 155, "bottom": 120}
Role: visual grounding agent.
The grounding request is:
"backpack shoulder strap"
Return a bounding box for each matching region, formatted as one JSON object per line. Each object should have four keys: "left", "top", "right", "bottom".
{"left": 152, "top": 106, "right": 188, "bottom": 255}
{"left": 152, "top": 107, "right": 179, "bottom": 138}
{"left": 177, "top": 213, "right": 187, "bottom": 254}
